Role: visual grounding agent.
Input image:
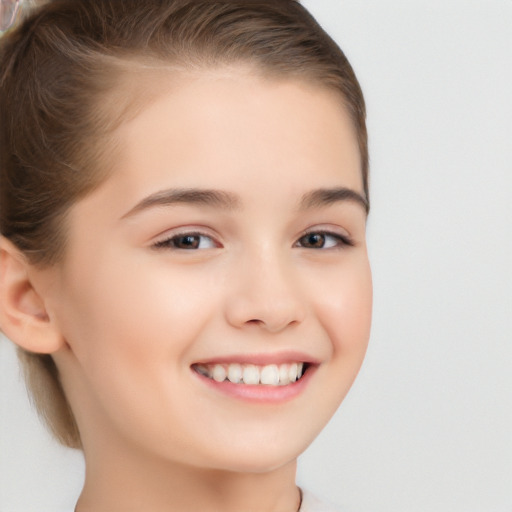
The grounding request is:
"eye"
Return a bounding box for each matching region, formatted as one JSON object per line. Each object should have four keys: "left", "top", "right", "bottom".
{"left": 153, "top": 232, "right": 218, "bottom": 250}
{"left": 295, "top": 231, "right": 353, "bottom": 249}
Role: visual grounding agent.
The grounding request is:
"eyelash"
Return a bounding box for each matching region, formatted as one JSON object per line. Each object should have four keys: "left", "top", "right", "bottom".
{"left": 295, "top": 230, "right": 354, "bottom": 250}
{"left": 152, "top": 229, "right": 353, "bottom": 251}
{"left": 152, "top": 231, "right": 219, "bottom": 250}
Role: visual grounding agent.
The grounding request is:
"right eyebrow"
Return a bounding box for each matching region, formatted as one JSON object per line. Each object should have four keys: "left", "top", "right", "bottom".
{"left": 120, "top": 188, "right": 241, "bottom": 220}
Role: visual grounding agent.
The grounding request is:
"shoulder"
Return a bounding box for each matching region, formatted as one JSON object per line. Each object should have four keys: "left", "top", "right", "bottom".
{"left": 300, "top": 489, "right": 346, "bottom": 512}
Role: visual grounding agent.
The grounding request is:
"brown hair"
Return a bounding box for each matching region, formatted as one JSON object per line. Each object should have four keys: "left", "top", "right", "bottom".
{"left": 0, "top": 0, "right": 368, "bottom": 448}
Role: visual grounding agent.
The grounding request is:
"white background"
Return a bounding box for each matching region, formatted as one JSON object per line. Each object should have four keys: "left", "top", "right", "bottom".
{"left": 1, "top": 1, "right": 511, "bottom": 511}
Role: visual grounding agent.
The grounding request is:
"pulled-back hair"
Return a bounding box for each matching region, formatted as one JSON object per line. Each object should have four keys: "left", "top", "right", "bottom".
{"left": 0, "top": 0, "right": 368, "bottom": 447}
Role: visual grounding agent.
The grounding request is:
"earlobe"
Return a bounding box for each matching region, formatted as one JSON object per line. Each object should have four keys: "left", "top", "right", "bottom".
{"left": 0, "top": 236, "right": 64, "bottom": 354}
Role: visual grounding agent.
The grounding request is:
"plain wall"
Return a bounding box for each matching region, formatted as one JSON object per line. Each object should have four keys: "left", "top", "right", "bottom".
{"left": 1, "top": 2, "right": 511, "bottom": 511}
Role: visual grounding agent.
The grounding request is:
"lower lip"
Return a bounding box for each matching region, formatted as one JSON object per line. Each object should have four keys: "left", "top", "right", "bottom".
{"left": 192, "top": 366, "right": 316, "bottom": 404}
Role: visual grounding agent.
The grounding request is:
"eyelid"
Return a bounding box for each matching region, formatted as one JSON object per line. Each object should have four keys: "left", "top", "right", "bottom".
{"left": 151, "top": 227, "right": 222, "bottom": 250}
{"left": 149, "top": 224, "right": 354, "bottom": 250}
{"left": 295, "top": 226, "right": 354, "bottom": 248}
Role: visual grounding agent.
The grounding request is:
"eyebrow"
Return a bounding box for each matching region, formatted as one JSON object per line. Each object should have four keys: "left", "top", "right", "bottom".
{"left": 121, "top": 185, "right": 369, "bottom": 220}
{"left": 121, "top": 188, "right": 241, "bottom": 219}
{"left": 299, "top": 187, "right": 369, "bottom": 214}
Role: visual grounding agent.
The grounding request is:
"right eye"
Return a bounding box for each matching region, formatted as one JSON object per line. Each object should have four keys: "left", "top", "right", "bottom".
{"left": 153, "top": 232, "right": 218, "bottom": 250}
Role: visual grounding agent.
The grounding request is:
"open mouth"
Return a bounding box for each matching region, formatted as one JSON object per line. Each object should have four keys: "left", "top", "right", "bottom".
{"left": 192, "top": 362, "right": 311, "bottom": 386}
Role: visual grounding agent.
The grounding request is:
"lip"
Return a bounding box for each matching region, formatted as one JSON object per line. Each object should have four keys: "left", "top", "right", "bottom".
{"left": 192, "top": 351, "right": 320, "bottom": 366}
{"left": 190, "top": 352, "right": 319, "bottom": 404}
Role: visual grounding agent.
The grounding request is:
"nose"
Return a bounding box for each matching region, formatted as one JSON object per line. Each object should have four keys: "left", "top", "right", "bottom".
{"left": 224, "top": 249, "right": 306, "bottom": 333}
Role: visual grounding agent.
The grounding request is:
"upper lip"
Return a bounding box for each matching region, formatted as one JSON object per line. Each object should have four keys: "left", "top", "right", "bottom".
{"left": 192, "top": 351, "right": 320, "bottom": 366}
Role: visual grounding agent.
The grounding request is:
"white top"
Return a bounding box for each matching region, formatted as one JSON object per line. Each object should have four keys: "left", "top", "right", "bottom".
{"left": 300, "top": 490, "right": 342, "bottom": 512}
{"left": 62, "top": 489, "right": 340, "bottom": 512}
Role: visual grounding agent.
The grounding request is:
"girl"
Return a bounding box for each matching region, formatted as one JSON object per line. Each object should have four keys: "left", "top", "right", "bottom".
{"left": 0, "top": 1, "right": 372, "bottom": 511}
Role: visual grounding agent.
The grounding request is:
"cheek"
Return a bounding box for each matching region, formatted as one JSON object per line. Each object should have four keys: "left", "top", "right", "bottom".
{"left": 313, "top": 256, "right": 372, "bottom": 355}
{"left": 288, "top": 256, "right": 371, "bottom": 439}
{"left": 55, "top": 258, "right": 224, "bottom": 445}
{"left": 58, "top": 255, "right": 221, "bottom": 380}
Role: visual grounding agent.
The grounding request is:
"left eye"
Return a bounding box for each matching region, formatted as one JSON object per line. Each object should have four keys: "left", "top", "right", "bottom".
{"left": 154, "top": 233, "right": 217, "bottom": 250}
{"left": 295, "top": 232, "right": 351, "bottom": 249}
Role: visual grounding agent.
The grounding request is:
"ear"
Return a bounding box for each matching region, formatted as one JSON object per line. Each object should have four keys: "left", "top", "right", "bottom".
{"left": 0, "top": 236, "right": 65, "bottom": 354}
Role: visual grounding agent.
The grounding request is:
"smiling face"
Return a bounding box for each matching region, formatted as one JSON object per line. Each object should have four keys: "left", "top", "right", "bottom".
{"left": 47, "top": 68, "right": 372, "bottom": 474}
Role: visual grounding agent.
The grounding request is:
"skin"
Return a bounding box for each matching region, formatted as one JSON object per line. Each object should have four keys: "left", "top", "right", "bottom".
{"left": 1, "top": 68, "right": 372, "bottom": 512}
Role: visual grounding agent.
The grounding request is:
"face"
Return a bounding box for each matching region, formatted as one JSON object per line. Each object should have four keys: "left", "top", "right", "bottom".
{"left": 47, "top": 68, "right": 372, "bottom": 473}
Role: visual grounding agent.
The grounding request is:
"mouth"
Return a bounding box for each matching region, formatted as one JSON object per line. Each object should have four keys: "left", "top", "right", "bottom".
{"left": 192, "top": 362, "right": 311, "bottom": 387}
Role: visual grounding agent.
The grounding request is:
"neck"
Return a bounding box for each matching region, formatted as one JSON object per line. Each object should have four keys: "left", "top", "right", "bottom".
{"left": 75, "top": 444, "right": 301, "bottom": 512}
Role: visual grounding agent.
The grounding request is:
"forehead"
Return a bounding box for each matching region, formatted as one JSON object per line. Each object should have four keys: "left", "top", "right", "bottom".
{"left": 107, "top": 68, "right": 362, "bottom": 195}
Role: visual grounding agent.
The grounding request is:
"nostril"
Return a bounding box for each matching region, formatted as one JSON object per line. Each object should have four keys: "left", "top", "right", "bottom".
{"left": 244, "top": 316, "right": 297, "bottom": 333}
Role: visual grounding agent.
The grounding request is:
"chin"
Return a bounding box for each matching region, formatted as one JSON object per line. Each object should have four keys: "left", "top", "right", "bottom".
{"left": 195, "top": 433, "right": 315, "bottom": 475}
{"left": 211, "top": 453, "right": 299, "bottom": 475}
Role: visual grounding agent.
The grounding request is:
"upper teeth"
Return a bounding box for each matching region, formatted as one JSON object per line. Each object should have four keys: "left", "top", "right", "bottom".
{"left": 195, "top": 362, "right": 305, "bottom": 386}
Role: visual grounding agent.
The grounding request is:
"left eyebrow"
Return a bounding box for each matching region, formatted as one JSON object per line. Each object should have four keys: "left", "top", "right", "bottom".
{"left": 299, "top": 187, "right": 369, "bottom": 214}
